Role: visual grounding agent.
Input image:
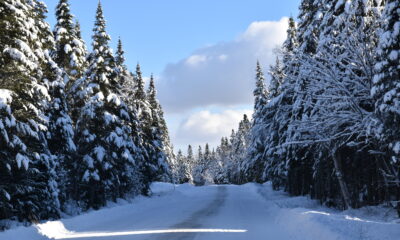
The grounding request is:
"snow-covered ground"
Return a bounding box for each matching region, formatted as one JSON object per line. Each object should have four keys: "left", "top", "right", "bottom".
{"left": 1, "top": 182, "right": 399, "bottom": 240}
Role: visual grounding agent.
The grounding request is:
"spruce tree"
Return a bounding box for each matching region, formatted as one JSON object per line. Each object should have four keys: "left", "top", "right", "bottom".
{"left": 0, "top": 0, "right": 61, "bottom": 222}
{"left": 44, "top": 52, "right": 76, "bottom": 210}
{"left": 53, "top": 0, "right": 88, "bottom": 129}
{"left": 75, "top": 2, "right": 138, "bottom": 209}
{"left": 372, "top": 0, "right": 400, "bottom": 215}
{"left": 186, "top": 145, "right": 194, "bottom": 183}
{"left": 266, "top": 17, "right": 298, "bottom": 190}
{"left": 245, "top": 62, "right": 269, "bottom": 183}
{"left": 193, "top": 146, "right": 204, "bottom": 185}
{"left": 284, "top": 0, "right": 324, "bottom": 197}
{"left": 114, "top": 41, "right": 148, "bottom": 195}
{"left": 373, "top": 0, "right": 400, "bottom": 163}
{"left": 147, "top": 75, "right": 173, "bottom": 181}
{"left": 231, "top": 114, "right": 251, "bottom": 184}
{"left": 133, "top": 65, "right": 171, "bottom": 184}
{"left": 53, "top": 0, "right": 88, "bottom": 89}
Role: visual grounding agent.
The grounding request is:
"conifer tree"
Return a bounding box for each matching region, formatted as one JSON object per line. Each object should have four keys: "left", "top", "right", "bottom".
{"left": 192, "top": 146, "right": 205, "bottom": 185}
{"left": 186, "top": 145, "right": 194, "bottom": 183}
{"left": 372, "top": 0, "right": 400, "bottom": 214}
{"left": 230, "top": 115, "right": 251, "bottom": 183}
{"left": 373, "top": 0, "right": 400, "bottom": 163}
{"left": 44, "top": 52, "right": 76, "bottom": 209}
{"left": 75, "top": 2, "right": 138, "bottom": 209}
{"left": 0, "top": 0, "right": 61, "bottom": 222}
{"left": 114, "top": 41, "right": 148, "bottom": 195}
{"left": 53, "top": 0, "right": 88, "bottom": 127}
{"left": 147, "top": 75, "right": 173, "bottom": 180}
{"left": 284, "top": 0, "right": 324, "bottom": 197}
{"left": 53, "top": 0, "right": 88, "bottom": 89}
{"left": 132, "top": 65, "right": 171, "bottom": 184}
{"left": 265, "top": 17, "right": 298, "bottom": 190}
{"left": 245, "top": 62, "right": 269, "bottom": 183}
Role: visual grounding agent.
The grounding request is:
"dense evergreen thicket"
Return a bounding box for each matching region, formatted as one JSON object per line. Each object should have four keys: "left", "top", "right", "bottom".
{"left": 0, "top": 0, "right": 173, "bottom": 228}
{"left": 173, "top": 0, "right": 400, "bottom": 216}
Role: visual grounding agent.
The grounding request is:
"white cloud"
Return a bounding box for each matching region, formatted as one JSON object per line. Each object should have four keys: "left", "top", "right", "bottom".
{"left": 185, "top": 55, "right": 207, "bottom": 66}
{"left": 157, "top": 17, "right": 289, "bottom": 113}
{"left": 174, "top": 108, "right": 253, "bottom": 149}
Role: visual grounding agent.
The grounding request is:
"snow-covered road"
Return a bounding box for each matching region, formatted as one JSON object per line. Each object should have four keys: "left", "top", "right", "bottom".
{"left": 1, "top": 183, "right": 399, "bottom": 240}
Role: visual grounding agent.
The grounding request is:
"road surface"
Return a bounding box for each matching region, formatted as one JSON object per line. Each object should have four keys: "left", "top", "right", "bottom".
{"left": 1, "top": 183, "right": 399, "bottom": 240}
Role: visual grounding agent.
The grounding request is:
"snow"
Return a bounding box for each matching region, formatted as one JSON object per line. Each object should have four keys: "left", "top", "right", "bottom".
{"left": 389, "top": 50, "right": 398, "bottom": 61}
{"left": 106, "top": 132, "right": 124, "bottom": 148}
{"left": 0, "top": 89, "right": 13, "bottom": 106}
{"left": 1, "top": 183, "right": 398, "bottom": 240}
{"left": 106, "top": 93, "right": 121, "bottom": 106}
{"left": 4, "top": 48, "right": 36, "bottom": 70}
{"left": 83, "top": 155, "right": 94, "bottom": 169}
{"left": 94, "top": 146, "right": 105, "bottom": 162}
{"left": 16, "top": 153, "right": 29, "bottom": 170}
{"left": 103, "top": 112, "right": 117, "bottom": 125}
{"left": 35, "top": 84, "right": 50, "bottom": 100}
{"left": 64, "top": 44, "right": 72, "bottom": 54}
{"left": 56, "top": 27, "right": 67, "bottom": 35}
{"left": 393, "top": 141, "right": 400, "bottom": 154}
{"left": 93, "top": 91, "right": 104, "bottom": 101}
{"left": 344, "top": 0, "right": 352, "bottom": 13}
{"left": 4, "top": 191, "right": 11, "bottom": 201}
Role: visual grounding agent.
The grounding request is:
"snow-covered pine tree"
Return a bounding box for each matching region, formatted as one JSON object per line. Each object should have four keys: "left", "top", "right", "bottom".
{"left": 43, "top": 52, "right": 77, "bottom": 211}
{"left": 75, "top": 2, "right": 138, "bottom": 209}
{"left": 0, "top": 0, "right": 61, "bottom": 223}
{"left": 244, "top": 62, "right": 269, "bottom": 183}
{"left": 372, "top": 0, "right": 400, "bottom": 215}
{"left": 184, "top": 145, "right": 194, "bottom": 183}
{"left": 230, "top": 114, "right": 251, "bottom": 184}
{"left": 174, "top": 149, "right": 186, "bottom": 183}
{"left": 284, "top": 0, "right": 325, "bottom": 197}
{"left": 132, "top": 64, "right": 170, "bottom": 185}
{"left": 192, "top": 145, "right": 205, "bottom": 185}
{"left": 53, "top": 0, "right": 87, "bottom": 89}
{"left": 214, "top": 137, "right": 230, "bottom": 184}
{"left": 113, "top": 40, "right": 148, "bottom": 195}
{"left": 134, "top": 64, "right": 147, "bottom": 102}
{"left": 53, "top": 0, "right": 88, "bottom": 126}
{"left": 147, "top": 75, "right": 173, "bottom": 181}
{"left": 196, "top": 143, "right": 215, "bottom": 184}
{"left": 265, "top": 17, "right": 298, "bottom": 190}
{"left": 262, "top": 58, "right": 286, "bottom": 189}
{"left": 115, "top": 38, "right": 132, "bottom": 91}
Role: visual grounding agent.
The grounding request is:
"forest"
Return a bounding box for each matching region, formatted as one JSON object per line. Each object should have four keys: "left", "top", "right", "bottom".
{"left": 0, "top": 0, "right": 399, "bottom": 231}
{"left": 174, "top": 0, "right": 400, "bottom": 216}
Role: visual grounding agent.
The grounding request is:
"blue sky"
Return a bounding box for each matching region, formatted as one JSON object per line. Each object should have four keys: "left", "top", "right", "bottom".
{"left": 42, "top": 0, "right": 300, "bottom": 151}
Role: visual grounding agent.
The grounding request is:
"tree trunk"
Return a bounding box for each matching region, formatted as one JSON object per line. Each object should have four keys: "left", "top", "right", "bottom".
{"left": 332, "top": 148, "right": 352, "bottom": 209}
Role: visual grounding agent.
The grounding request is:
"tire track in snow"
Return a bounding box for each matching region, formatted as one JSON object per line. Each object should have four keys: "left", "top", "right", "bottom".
{"left": 151, "top": 186, "right": 227, "bottom": 240}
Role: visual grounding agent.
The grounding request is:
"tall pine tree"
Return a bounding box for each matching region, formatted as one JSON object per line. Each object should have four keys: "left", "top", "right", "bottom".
{"left": 75, "top": 2, "right": 138, "bottom": 209}
{"left": 0, "top": 0, "right": 60, "bottom": 223}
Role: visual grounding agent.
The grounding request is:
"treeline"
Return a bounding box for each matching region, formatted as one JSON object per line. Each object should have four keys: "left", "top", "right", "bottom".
{"left": 173, "top": 0, "right": 400, "bottom": 215}
{"left": 0, "top": 0, "right": 173, "bottom": 227}
{"left": 173, "top": 114, "right": 251, "bottom": 185}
